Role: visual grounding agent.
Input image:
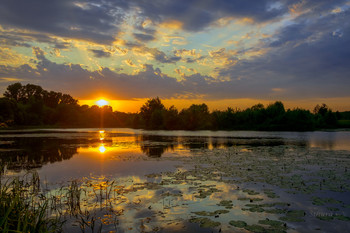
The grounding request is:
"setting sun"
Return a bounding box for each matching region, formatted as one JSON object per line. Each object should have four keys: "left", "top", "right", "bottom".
{"left": 98, "top": 144, "right": 106, "bottom": 153}
{"left": 96, "top": 99, "right": 108, "bottom": 107}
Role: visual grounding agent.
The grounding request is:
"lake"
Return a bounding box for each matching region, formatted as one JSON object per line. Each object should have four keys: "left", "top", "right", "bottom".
{"left": 1, "top": 129, "right": 350, "bottom": 233}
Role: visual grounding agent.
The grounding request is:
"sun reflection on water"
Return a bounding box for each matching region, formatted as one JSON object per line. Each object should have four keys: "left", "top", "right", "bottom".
{"left": 99, "top": 130, "right": 105, "bottom": 140}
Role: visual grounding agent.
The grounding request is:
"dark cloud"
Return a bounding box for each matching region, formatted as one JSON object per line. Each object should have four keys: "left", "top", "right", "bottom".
{"left": 0, "top": 33, "right": 31, "bottom": 47}
{"left": 132, "top": 0, "right": 288, "bottom": 31}
{"left": 0, "top": 0, "right": 122, "bottom": 44}
{"left": 134, "top": 46, "right": 181, "bottom": 64}
{"left": 133, "top": 33, "right": 155, "bottom": 42}
{"left": 217, "top": 8, "right": 350, "bottom": 99}
{"left": 0, "top": 31, "right": 68, "bottom": 48}
{"left": 2, "top": 0, "right": 344, "bottom": 47}
{"left": 185, "top": 56, "right": 206, "bottom": 63}
{"left": 89, "top": 49, "right": 111, "bottom": 58}
{"left": 0, "top": 0, "right": 297, "bottom": 45}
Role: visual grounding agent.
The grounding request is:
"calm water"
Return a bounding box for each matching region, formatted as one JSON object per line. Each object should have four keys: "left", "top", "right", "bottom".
{"left": 1, "top": 129, "right": 350, "bottom": 232}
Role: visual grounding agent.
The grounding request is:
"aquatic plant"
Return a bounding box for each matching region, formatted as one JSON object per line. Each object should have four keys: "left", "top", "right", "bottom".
{"left": 0, "top": 173, "right": 62, "bottom": 233}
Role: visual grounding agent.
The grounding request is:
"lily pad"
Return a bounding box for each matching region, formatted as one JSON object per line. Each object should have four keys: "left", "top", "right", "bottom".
{"left": 217, "top": 200, "right": 233, "bottom": 209}
{"left": 334, "top": 215, "right": 350, "bottom": 221}
{"left": 192, "top": 209, "right": 229, "bottom": 216}
{"left": 229, "top": 220, "right": 247, "bottom": 228}
{"left": 263, "top": 189, "right": 280, "bottom": 198}
{"left": 279, "top": 210, "right": 305, "bottom": 222}
{"left": 317, "top": 215, "right": 334, "bottom": 221}
{"left": 243, "top": 189, "right": 260, "bottom": 195}
{"left": 258, "top": 218, "right": 286, "bottom": 227}
{"left": 189, "top": 217, "right": 220, "bottom": 228}
{"left": 244, "top": 224, "right": 267, "bottom": 233}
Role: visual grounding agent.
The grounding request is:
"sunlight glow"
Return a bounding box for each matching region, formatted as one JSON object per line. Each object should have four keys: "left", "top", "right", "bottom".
{"left": 96, "top": 99, "right": 108, "bottom": 107}
{"left": 99, "top": 145, "right": 106, "bottom": 153}
{"left": 99, "top": 130, "right": 105, "bottom": 140}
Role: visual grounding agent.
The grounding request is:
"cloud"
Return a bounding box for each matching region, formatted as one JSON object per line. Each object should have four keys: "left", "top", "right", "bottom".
{"left": 131, "top": 45, "right": 181, "bottom": 64}
{"left": 133, "top": 0, "right": 289, "bottom": 31}
{"left": 133, "top": 33, "right": 155, "bottom": 42}
{"left": 89, "top": 49, "right": 111, "bottom": 58}
{"left": 0, "top": 30, "right": 71, "bottom": 49}
{"left": 0, "top": 47, "right": 184, "bottom": 99}
{"left": 0, "top": 0, "right": 122, "bottom": 44}
{"left": 124, "top": 59, "right": 137, "bottom": 67}
{"left": 0, "top": 0, "right": 299, "bottom": 47}
{"left": 216, "top": 7, "right": 350, "bottom": 99}
{"left": 174, "top": 49, "right": 206, "bottom": 63}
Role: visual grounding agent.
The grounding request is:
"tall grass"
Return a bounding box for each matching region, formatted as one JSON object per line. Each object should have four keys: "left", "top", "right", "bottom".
{"left": 0, "top": 172, "right": 62, "bottom": 233}
{"left": 0, "top": 171, "right": 121, "bottom": 233}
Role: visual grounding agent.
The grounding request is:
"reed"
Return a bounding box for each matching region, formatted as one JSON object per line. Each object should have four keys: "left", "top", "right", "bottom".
{"left": 0, "top": 173, "right": 62, "bottom": 233}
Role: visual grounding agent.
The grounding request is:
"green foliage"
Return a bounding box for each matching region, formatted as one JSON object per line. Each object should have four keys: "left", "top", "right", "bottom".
{"left": 179, "top": 103, "right": 210, "bottom": 130}
{"left": 140, "top": 97, "right": 166, "bottom": 129}
{"left": 0, "top": 175, "right": 61, "bottom": 232}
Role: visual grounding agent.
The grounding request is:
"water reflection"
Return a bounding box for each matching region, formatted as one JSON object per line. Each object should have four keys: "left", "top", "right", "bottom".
{"left": 0, "top": 137, "right": 78, "bottom": 172}
{"left": 0, "top": 129, "right": 349, "bottom": 174}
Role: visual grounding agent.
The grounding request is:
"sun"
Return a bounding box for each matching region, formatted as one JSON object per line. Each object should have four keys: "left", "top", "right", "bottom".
{"left": 96, "top": 99, "right": 109, "bottom": 107}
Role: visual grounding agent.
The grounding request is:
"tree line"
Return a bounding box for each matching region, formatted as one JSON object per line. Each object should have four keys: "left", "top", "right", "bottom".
{"left": 1, "top": 83, "right": 349, "bottom": 130}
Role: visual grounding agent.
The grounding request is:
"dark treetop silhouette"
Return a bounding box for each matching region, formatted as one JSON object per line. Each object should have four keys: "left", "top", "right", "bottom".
{"left": 1, "top": 83, "right": 348, "bottom": 131}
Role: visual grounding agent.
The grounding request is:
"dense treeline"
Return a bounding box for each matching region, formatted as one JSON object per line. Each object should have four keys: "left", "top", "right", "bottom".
{"left": 0, "top": 83, "right": 348, "bottom": 130}
{"left": 0, "top": 83, "right": 136, "bottom": 128}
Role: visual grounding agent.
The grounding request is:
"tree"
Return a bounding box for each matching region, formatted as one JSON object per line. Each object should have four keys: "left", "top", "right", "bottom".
{"left": 266, "top": 101, "right": 285, "bottom": 117}
{"left": 180, "top": 103, "right": 210, "bottom": 130}
{"left": 313, "top": 103, "right": 337, "bottom": 128}
{"left": 0, "top": 98, "right": 17, "bottom": 125}
{"left": 140, "top": 97, "right": 166, "bottom": 129}
{"left": 4, "top": 82, "right": 23, "bottom": 101}
{"left": 313, "top": 103, "right": 329, "bottom": 116}
{"left": 164, "top": 105, "right": 179, "bottom": 130}
{"left": 42, "top": 91, "right": 62, "bottom": 108}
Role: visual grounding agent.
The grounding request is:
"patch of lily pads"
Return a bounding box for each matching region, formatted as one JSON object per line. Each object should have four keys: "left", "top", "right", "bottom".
{"left": 316, "top": 214, "right": 350, "bottom": 221}
{"left": 217, "top": 200, "right": 234, "bottom": 209}
{"left": 229, "top": 220, "right": 247, "bottom": 228}
{"left": 229, "top": 219, "right": 288, "bottom": 233}
{"left": 279, "top": 210, "right": 306, "bottom": 222}
{"left": 311, "top": 196, "right": 343, "bottom": 206}
{"left": 237, "top": 197, "right": 264, "bottom": 202}
{"left": 192, "top": 209, "right": 229, "bottom": 216}
{"left": 189, "top": 217, "right": 221, "bottom": 228}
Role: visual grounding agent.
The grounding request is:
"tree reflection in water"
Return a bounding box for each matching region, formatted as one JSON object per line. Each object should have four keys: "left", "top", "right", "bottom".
{"left": 0, "top": 131, "right": 301, "bottom": 172}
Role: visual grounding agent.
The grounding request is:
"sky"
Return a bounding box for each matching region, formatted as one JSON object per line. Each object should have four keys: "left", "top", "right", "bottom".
{"left": 0, "top": 0, "right": 350, "bottom": 112}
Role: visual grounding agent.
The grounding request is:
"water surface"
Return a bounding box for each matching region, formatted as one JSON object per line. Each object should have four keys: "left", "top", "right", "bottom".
{"left": 1, "top": 129, "right": 350, "bottom": 233}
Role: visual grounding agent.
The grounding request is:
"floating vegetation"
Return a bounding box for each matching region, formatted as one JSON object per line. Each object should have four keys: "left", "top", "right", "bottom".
{"left": 237, "top": 197, "right": 264, "bottom": 202}
{"left": 243, "top": 188, "right": 260, "bottom": 195}
{"left": 229, "top": 220, "right": 247, "bottom": 228}
{"left": 189, "top": 217, "right": 220, "bottom": 228}
{"left": 317, "top": 215, "right": 335, "bottom": 221}
{"left": 311, "top": 196, "right": 343, "bottom": 206}
{"left": 263, "top": 189, "right": 280, "bottom": 198}
{"left": 279, "top": 210, "right": 306, "bottom": 222}
{"left": 194, "top": 187, "right": 222, "bottom": 198}
{"left": 258, "top": 218, "right": 286, "bottom": 228}
{"left": 192, "top": 209, "right": 229, "bottom": 216}
{"left": 244, "top": 224, "right": 268, "bottom": 233}
{"left": 217, "top": 200, "right": 234, "bottom": 209}
{"left": 334, "top": 215, "right": 350, "bottom": 221}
